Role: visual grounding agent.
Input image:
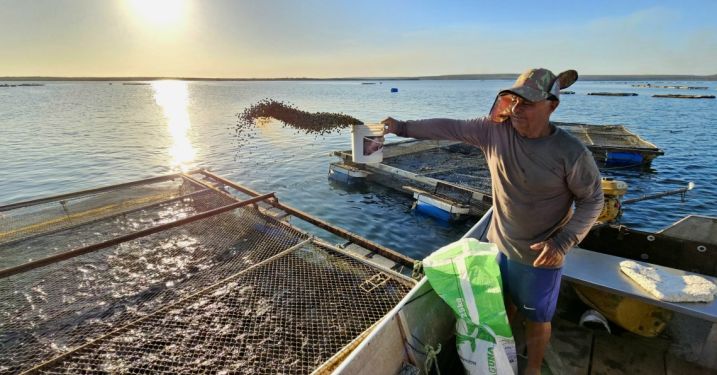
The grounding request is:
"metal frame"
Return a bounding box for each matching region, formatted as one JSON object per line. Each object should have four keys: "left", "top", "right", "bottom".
{"left": 2, "top": 169, "right": 418, "bottom": 277}
{"left": 195, "top": 170, "right": 416, "bottom": 268}
{"left": 22, "top": 237, "right": 315, "bottom": 374}
{"left": 0, "top": 170, "right": 200, "bottom": 212}
{"left": 2, "top": 171, "right": 420, "bottom": 375}
{"left": 22, "top": 237, "right": 414, "bottom": 374}
{"left": 0, "top": 192, "right": 275, "bottom": 279}
{"left": 0, "top": 188, "right": 212, "bottom": 247}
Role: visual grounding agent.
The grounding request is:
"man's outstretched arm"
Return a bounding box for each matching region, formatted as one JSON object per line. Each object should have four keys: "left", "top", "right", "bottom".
{"left": 381, "top": 117, "right": 494, "bottom": 148}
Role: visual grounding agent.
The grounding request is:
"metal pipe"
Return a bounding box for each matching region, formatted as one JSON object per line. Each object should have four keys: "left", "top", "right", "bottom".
{"left": 0, "top": 193, "right": 275, "bottom": 279}
{"left": 197, "top": 170, "right": 263, "bottom": 197}
{"left": 181, "top": 173, "right": 250, "bottom": 203}
{"left": 622, "top": 182, "right": 695, "bottom": 205}
{"left": 0, "top": 188, "right": 212, "bottom": 247}
{"left": 197, "top": 170, "right": 416, "bottom": 267}
{"left": 0, "top": 170, "right": 202, "bottom": 212}
{"left": 312, "top": 238, "right": 416, "bottom": 286}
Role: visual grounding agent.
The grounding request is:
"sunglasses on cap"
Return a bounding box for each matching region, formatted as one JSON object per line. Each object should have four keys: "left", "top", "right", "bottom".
{"left": 489, "top": 93, "right": 535, "bottom": 123}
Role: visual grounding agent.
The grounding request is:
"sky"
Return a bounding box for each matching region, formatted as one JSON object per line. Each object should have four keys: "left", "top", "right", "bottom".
{"left": 1, "top": 0, "right": 716, "bottom": 78}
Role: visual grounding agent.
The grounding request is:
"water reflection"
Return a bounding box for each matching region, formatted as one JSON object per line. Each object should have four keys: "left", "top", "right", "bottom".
{"left": 152, "top": 81, "right": 196, "bottom": 171}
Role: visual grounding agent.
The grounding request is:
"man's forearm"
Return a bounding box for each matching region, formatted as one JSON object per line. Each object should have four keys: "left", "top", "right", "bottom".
{"left": 551, "top": 186, "right": 604, "bottom": 254}
{"left": 394, "top": 118, "right": 491, "bottom": 146}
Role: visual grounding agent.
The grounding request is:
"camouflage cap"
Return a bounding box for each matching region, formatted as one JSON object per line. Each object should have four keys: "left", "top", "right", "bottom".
{"left": 500, "top": 68, "right": 578, "bottom": 102}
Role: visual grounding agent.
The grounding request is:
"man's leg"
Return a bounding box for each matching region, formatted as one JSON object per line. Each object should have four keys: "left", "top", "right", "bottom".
{"left": 498, "top": 252, "right": 520, "bottom": 328}
{"left": 505, "top": 295, "right": 518, "bottom": 324}
{"left": 498, "top": 254, "right": 562, "bottom": 374}
{"left": 504, "top": 295, "right": 527, "bottom": 357}
{"left": 525, "top": 320, "right": 551, "bottom": 375}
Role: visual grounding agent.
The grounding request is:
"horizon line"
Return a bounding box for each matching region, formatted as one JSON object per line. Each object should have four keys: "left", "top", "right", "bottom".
{"left": 1, "top": 73, "right": 716, "bottom": 82}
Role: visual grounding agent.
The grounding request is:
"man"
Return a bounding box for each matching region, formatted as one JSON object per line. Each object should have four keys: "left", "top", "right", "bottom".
{"left": 382, "top": 68, "right": 603, "bottom": 375}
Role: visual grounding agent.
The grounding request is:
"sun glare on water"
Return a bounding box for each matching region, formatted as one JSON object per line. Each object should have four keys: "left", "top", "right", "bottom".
{"left": 127, "top": 0, "right": 188, "bottom": 28}
{"left": 152, "top": 81, "right": 196, "bottom": 171}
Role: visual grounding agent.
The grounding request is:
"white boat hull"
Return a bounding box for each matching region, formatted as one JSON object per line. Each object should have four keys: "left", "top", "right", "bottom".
{"left": 332, "top": 209, "right": 493, "bottom": 374}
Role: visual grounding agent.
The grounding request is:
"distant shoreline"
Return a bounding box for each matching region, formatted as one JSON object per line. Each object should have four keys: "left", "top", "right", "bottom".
{"left": 1, "top": 74, "right": 715, "bottom": 82}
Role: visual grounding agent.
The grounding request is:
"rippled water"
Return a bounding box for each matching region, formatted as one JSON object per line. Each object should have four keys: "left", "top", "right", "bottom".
{"left": 1, "top": 80, "right": 716, "bottom": 259}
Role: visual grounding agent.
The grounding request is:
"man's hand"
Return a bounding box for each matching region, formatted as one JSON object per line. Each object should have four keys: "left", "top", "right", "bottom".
{"left": 380, "top": 117, "right": 402, "bottom": 135}
{"left": 530, "top": 240, "right": 564, "bottom": 268}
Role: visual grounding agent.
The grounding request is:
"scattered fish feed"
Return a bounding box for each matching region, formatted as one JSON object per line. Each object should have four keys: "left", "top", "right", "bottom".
{"left": 235, "top": 99, "right": 363, "bottom": 148}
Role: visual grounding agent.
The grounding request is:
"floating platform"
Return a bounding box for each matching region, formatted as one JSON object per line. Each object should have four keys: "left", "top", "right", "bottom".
{"left": 589, "top": 92, "right": 639, "bottom": 96}
{"left": 0, "top": 170, "right": 415, "bottom": 374}
{"left": 653, "top": 94, "right": 716, "bottom": 99}
{"left": 633, "top": 84, "right": 709, "bottom": 90}
{"left": 332, "top": 122, "right": 663, "bottom": 220}
{"left": 557, "top": 122, "right": 664, "bottom": 166}
{"left": 0, "top": 83, "right": 44, "bottom": 88}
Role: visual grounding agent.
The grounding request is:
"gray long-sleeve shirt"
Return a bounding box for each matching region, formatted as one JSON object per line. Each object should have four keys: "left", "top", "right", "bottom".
{"left": 396, "top": 117, "right": 603, "bottom": 267}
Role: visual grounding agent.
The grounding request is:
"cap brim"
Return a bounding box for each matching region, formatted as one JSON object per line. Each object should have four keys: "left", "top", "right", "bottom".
{"left": 499, "top": 86, "right": 550, "bottom": 103}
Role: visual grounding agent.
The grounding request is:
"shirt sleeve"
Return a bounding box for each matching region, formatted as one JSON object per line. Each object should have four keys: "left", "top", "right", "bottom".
{"left": 395, "top": 116, "right": 495, "bottom": 148}
{"left": 551, "top": 150, "right": 604, "bottom": 254}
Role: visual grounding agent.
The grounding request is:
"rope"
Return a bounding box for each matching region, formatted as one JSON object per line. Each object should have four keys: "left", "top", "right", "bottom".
{"left": 411, "top": 260, "right": 423, "bottom": 280}
{"left": 424, "top": 343, "right": 442, "bottom": 375}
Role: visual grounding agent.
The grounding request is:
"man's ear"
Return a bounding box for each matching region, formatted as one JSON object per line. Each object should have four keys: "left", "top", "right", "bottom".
{"left": 549, "top": 100, "right": 559, "bottom": 113}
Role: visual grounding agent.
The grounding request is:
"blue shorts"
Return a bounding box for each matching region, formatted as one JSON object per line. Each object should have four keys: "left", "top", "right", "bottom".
{"left": 497, "top": 252, "right": 562, "bottom": 323}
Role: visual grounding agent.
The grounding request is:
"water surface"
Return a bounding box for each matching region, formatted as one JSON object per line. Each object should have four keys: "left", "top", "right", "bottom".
{"left": 1, "top": 79, "right": 715, "bottom": 259}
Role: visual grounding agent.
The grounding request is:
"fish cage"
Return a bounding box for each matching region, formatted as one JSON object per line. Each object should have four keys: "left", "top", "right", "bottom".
{"left": 555, "top": 122, "right": 664, "bottom": 166}
{"left": 330, "top": 121, "right": 663, "bottom": 221}
{"left": 331, "top": 140, "right": 494, "bottom": 221}
{"left": 0, "top": 171, "right": 415, "bottom": 374}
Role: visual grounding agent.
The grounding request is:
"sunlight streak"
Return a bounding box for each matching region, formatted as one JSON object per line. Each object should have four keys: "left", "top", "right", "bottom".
{"left": 152, "top": 81, "right": 196, "bottom": 171}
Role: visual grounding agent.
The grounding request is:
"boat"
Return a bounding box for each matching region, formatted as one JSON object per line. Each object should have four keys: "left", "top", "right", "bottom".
{"left": 3, "top": 171, "right": 715, "bottom": 374}
{"left": 334, "top": 210, "right": 717, "bottom": 374}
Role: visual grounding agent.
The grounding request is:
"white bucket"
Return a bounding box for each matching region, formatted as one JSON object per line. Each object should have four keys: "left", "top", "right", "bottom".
{"left": 351, "top": 123, "right": 384, "bottom": 164}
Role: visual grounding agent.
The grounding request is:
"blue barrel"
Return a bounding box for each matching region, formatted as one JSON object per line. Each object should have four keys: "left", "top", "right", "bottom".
{"left": 415, "top": 201, "right": 453, "bottom": 222}
{"left": 606, "top": 152, "right": 643, "bottom": 166}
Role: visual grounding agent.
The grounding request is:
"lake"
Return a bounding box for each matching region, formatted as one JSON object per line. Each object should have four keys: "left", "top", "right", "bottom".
{"left": 1, "top": 79, "right": 715, "bottom": 259}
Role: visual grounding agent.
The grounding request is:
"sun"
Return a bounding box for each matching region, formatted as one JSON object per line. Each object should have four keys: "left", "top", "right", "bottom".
{"left": 127, "top": 0, "right": 188, "bottom": 28}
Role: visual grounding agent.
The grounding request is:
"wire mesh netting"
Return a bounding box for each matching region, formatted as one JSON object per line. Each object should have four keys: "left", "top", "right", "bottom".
{"left": 0, "top": 174, "right": 414, "bottom": 374}
{"left": 384, "top": 143, "right": 492, "bottom": 194}
{"left": 555, "top": 122, "right": 661, "bottom": 151}
{"left": 0, "top": 188, "right": 238, "bottom": 270}
{"left": 0, "top": 176, "right": 209, "bottom": 248}
{"left": 1, "top": 205, "right": 312, "bottom": 374}
{"left": 31, "top": 241, "right": 412, "bottom": 374}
